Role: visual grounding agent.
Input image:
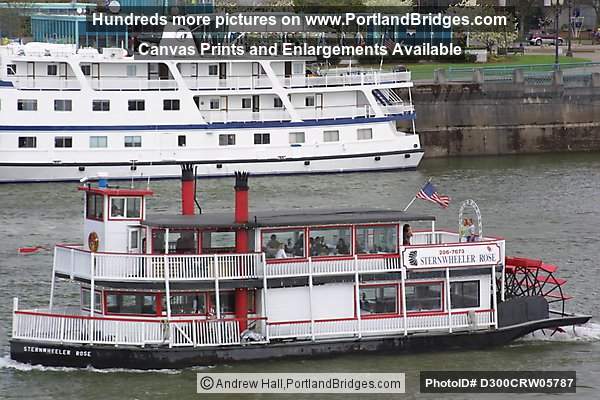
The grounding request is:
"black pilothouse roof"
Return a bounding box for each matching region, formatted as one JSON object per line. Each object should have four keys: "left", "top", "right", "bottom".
{"left": 143, "top": 208, "right": 435, "bottom": 229}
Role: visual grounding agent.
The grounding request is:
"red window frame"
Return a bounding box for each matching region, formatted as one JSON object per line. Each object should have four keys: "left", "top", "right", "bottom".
{"left": 103, "top": 290, "right": 162, "bottom": 317}
{"left": 260, "top": 227, "right": 309, "bottom": 264}
{"left": 85, "top": 192, "right": 104, "bottom": 221}
{"left": 307, "top": 224, "right": 354, "bottom": 260}
{"left": 404, "top": 280, "right": 445, "bottom": 314}
{"left": 356, "top": 283, "right": 400, "bottom": 319}
{"left": 354, "top": 223, "right": 400, "bottom": 258}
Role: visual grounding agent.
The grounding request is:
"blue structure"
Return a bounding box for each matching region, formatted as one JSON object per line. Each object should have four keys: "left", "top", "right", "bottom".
{"left": 27, "top": 1, "right": 214, "bottom": 48}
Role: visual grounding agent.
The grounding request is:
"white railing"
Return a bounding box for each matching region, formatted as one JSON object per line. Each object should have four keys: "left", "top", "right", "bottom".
{"left": 12, "top": 309, "right": 260, "bottom": 348}
{"left": 88, "top": 78, "right": 178, "bottom": 91}
{"left": 411, "top": 230, "right": 505, "bottom": 245}
{"left": 382, "top": 104, "right": 415, "bottom": 116}
{"left": 200, "top": 109, "right": 291, "bottom": 123}
{"left": 280, "top": 71, "right": 411, "bottom": 88}
{"left": 268, "top": 310, "right": 495, "bottom": 340}
{"left": 266, "top": 256, "right": 401, "bottom": 278}
{"left": 295, "top": 105, "right": 374, "bottom": 120}
{"left": 10, "top": 77, "right": 81, "bottom": 90}
{"left": 183, "top": 76, "right": 272, "bottom": 90}
{"left": 54, "top": 246, "right": 262, "bottom": 282}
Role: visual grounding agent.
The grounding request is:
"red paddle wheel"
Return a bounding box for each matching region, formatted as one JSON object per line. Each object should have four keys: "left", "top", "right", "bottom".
{"left": 504, "top": 256, "right": 572, "bottom": 316}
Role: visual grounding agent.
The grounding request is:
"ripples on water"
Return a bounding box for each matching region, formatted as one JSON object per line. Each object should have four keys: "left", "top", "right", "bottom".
{"left": 0, "top": 153, "right": 599, "bottom": 399}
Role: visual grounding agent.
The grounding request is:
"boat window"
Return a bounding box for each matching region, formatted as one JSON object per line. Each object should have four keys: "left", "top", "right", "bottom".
{"left": 254, "top": 133, "right": 270, "bottom": 145}
{"left": 163, "top": 99, "right": 180, "bottom": 111}
{"left": 126, "top": 64, "right": 137, "bottom": 77}
{"left": 209, "top": 98, "right": 220, "bottom": 109}
{"left": 17, "top": 99, "right": 37, "bottom": 111}
{"left": 292, "top": 62, "right": 304, "bottom": 75}
{"left": 355, "top": 225, "right": 398, "bottom": 254}
{"left": 169, "top": 293, "right": 206, "bottom": 315}
{"left": 219, "top": 134, "right": 236, "bottom": 146}
{"left": 47, "top": 64, "right": 58, "bottom": 76}
{"left": 81, "top": 64, "right": 91, "bottom": 76}
{"left": 241, "top": 98, "right": 252, "bottom": 109}
{"left": 86, "top": 193, "right": 104, "bottom": 220}
{"left": 308, "top": 227, "right": 351, "bottom": 257}
{"left": 305, "top": 95, "right": 315, "bottom": 107}
{"left": 273, "top": 97, "right": 283, "bottom": 108}
{"left": 262, "top": 229, "right": 305, "bottom": 259}
{"left": 90, "top": 136, "right": 108, "bottom": 148}
{"left": 357, "top": 128, "right": 373, "bottom": 140}
{"left": 92, "top": 99, "right": 110, "bottom": 111}
{"left": 128, "top": 99, "right": 145, "bottom": 111}
{"left": 54, "top": 99, "right": 72, "bottom": 112}
{"left": 124, "top": 136, "right": 142, "bottom": 147}
{"left": 7, "top": 64, "right": 16, "bottom": 75}
{"left": 54, "top": 136, "right": 73, "bottom": 148}
{"left": 178, "top": 135, "right": 186, "bottom": 147}
{"left": 208, "top": 64, "right": 218, "bottom": 76}
{"left": 152, "top": 229, "right": 166, "bottom": 253}
{"left": 169, "top": 230, "right": 198, "bottom": 254}
{"left": 106, "top": 292, "right": 158, "bottom": 315}
{"left": 18, "top": 136, "right": 36, "bottom": 148}
{"left": 450, "top": 281, "right": 480, "bottom": 308}
{"left": 81, "top": 288, "right": 102, "bottom": 313}
{"left": 109, "top": 196, "right": 142, "bottom": 219}
{"left": 359, "top": 285, "right": 398, "bottom": 316}
{"left": 405, "top": 283, "right": 443, "bottom": 312}
{"left": 323, "top": 130, "right": 339, "bottom": 142}
{"left": 110, "top": 197, "right": 125, "bottom": 218}
{"left": 209, "top": 291, "right": 235, "bottom": 314}
{"left": 201, "top": 231, "right": 236, "bottom": 253}
{"left": 289, "top": 132, "right": 305, "bottom": 144}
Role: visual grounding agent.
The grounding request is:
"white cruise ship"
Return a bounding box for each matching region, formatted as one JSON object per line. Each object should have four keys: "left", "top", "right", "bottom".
{"left": 0, "top": 42, "right": 422, "bottom": 183}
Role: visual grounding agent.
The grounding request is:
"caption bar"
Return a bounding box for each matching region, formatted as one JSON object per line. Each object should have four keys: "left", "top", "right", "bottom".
{"left": 196, "top": 373, "right": 405, "bottom": 394}
{"left": 420, "top": 371, "right": 576, "bottom": 393}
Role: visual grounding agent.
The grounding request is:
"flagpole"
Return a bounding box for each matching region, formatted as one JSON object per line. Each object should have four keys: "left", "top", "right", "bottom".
{"left": 402, "top": 177, "right": 432, "bottom": 212}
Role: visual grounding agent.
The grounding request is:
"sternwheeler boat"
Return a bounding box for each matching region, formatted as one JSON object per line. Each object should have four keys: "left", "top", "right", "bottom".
{"left": 0, "top": 41, "right": 422, "bottom": 183}
{"left": 9, "top": 167, "right": 590, "bottom": 369}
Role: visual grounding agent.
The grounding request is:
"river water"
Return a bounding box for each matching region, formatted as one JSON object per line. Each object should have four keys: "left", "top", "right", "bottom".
{"left": 1, "top": 153, "right": 599, "bottom": 399}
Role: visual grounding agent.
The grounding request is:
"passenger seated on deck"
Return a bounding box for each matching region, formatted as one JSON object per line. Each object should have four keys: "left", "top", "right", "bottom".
{"left": 403, "top": 224, "right": 413, "bottom": 246}
{"left": 111, "top": 202, "right": 123, "bottom": 217}
{"left": 336, "top": 238, "right": 350, "bottom": 255}
{"left": 275, "top": 243, "right": 288, "bottom": 259}
{"left": 266, "top": 234, "right": 281, "bottom": 258}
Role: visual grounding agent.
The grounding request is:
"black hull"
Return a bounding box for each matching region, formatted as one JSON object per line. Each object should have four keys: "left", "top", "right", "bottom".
{"left": 10, "top": 315, "right": 590, "bottom": 370}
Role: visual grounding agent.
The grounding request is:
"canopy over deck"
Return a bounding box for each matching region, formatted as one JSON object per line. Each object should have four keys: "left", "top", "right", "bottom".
{"left": 143, "top": 208, "right": 435, "bottom": 230}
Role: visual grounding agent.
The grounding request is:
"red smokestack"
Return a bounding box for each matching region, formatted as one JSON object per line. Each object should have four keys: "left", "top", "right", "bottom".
{"left": 181, "top": 163, "right": 195, "bottom": 216}
{"left": 234, "top": 171, "right": 250, "bottom": 331}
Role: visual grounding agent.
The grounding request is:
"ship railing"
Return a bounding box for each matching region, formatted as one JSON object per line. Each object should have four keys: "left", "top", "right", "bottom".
{"left": 200, "top": 108, "right": 292, "bottom": 123}
{"left": 381, "top": 104, "right": 415, "bottom": 116}
{"left": 87, "top": 78, "right": 179, "bottom": 91}
{"left": 265, "top": 255, "right": 401, "bottom": 278}
{"left": 411, "top": 229, "right": 505, "bottom": 245}
{"left": 54, "top": 245, "right": 263, "bottom": 281}
{"left": 9, "top": 76, "right": 81, "bottom": 90}
{"left": 12, "top": 304, "right": 268, "bottom": 348}
{"left": 267, "top": 309, "right": 495, "bottom": 340}
{"left": 294, "top": 105, "right": 374, "bottom": 120}
{"left": 280, "top": 71, "right": 412, "bottom": 88}
{"left": 182, "top": 76, "right": 273, "bottom": 90}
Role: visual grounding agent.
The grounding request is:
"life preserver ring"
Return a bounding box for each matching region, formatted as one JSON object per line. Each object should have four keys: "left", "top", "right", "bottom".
{"left": 88, "top": 232, "right": 99, "bottom": 252}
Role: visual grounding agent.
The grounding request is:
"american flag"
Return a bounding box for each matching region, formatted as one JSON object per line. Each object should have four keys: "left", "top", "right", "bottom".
{"left": 416, "top": 182, "right": 451, "bottom": 209}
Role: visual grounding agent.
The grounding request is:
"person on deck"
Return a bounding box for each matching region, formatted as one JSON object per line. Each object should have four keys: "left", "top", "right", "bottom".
{"left": 336, "top": 238, "right": 350, "bottom": 255}
{"left": 403, "top": 224, "right": 413, "bottom": 246}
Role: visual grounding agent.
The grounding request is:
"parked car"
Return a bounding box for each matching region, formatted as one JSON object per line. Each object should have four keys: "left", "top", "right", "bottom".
{"left": 528, "top": 31, "right": 564, "bottom": 46}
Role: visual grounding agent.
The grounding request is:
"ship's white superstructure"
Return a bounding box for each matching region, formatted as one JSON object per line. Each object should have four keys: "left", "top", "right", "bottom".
{"left": 0, "top": 42, "right": 422, "bottom": 183}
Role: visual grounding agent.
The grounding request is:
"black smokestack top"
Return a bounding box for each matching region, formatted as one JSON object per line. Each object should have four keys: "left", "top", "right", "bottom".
{"left": 234, "top": 171, "right": 249, "bottom": 191}
{"left": 181, "top": 163, "right": 194, "bottom": 182}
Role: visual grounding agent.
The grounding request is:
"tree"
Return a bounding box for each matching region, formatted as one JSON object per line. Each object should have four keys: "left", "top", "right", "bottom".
{"left": 510, "top": 0, "right": 541, "bottom": 39}
{"left": 580, "top": 0, "right": 600, "bottom": 28}
{"left": 448, "top": 0, "right": 518, "bottom": 51}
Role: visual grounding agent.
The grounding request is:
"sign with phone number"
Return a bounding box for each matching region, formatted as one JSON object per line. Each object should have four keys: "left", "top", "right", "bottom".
{"left": 402, "top": 243, "right": 501, "bottom": 269}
